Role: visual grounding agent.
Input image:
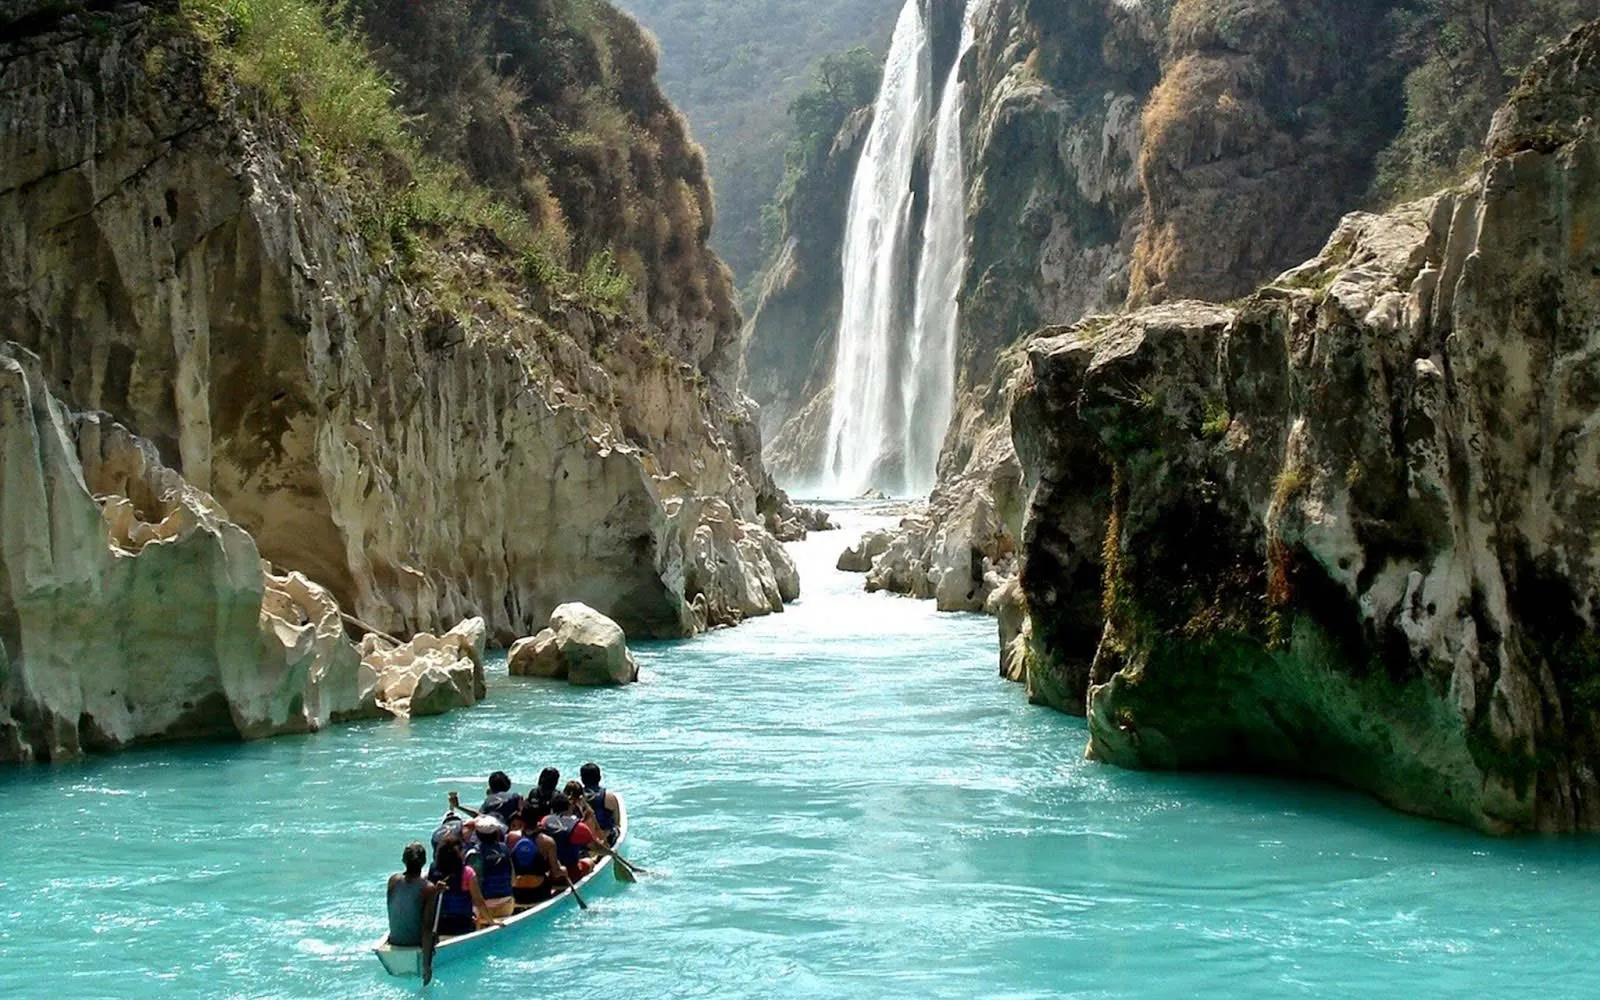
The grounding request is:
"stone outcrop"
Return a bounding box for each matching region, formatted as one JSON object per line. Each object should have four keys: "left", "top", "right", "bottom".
{"left": 838, "top": 528, "right": 894, "bottom": 573}
{"left": 0, "top": 1, "right": 797, "bottom": 657}
{"left": 509, "top": 603, "right": 639, "bottom": 686}
{"left": 361, "top": 618, "right": 487, "bottom": 717}
{"left": 1012, "top": 20, "right": 1600, "bottom": 833}
{"left": 0, "top": 344, "right": 386, "bottom": 760}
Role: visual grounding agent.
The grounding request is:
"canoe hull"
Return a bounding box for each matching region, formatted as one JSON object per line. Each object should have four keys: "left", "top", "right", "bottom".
{"left": 372, "top": 793, "right": 628, "bottom": 977}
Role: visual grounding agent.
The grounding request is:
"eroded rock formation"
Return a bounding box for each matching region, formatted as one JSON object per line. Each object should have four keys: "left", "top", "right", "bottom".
{"left": 0, "top": 1, "right": 797, "bottom": 653}
{"left": 1013, "top": 21, "right": 1600, "bottom": 832}
{"left": 0, "top": 344, "right": 377, "bottom": 759}
{"left": 509, "top": 603, "right": 639, "bottom": 686}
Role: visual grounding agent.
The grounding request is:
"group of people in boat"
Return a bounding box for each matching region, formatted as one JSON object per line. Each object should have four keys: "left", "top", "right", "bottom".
{"left": 385, "top": 762, "right": 622, "bottom": 969}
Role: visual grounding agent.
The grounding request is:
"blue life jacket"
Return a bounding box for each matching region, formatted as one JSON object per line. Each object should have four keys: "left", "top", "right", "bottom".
{"left": 430, "top": 818, "right": 462, "bottom": 851}
{"left": 478, "top": 842, "right": 513, "bottom": 899}
{"left": 585, "top": 785, "right": 615, "bottom": 836}
{"left": 430, "top": 866, "right": 475, "bottom": 923}
{"left": 549, "top": 815, "right": 583, "bottom": 867}
{"left": 481, "top": 791, "right": 522, "bottom": 824}
{"left": 511, "top": 837, "right": 543, "bottom": 875}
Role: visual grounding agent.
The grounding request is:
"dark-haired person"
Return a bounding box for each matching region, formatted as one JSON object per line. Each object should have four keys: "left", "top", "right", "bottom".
{"left": 448, "top": 770, "right": 522, "bottom": 824}
{"left": 524, "top": 767, "right": 561, "bottom": 823}
{"left": 429, "top": 834, "right": 501, "bottom": 938}
{"left": 387, "top": 842, "right": 441, "bottom": 981}
{"left": 544, "top": 794, "right": 597, "bottom": 883}
{"left": 580, "top": 762, "right": 620, "bottom": 844}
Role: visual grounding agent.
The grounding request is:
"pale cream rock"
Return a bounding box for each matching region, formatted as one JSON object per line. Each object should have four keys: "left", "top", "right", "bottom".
{"left": 0, "top": 345, "right": 376, "bottom": 759}
{"left": 508, "top": 604, "right": 639, "bottom": 686}
{"left": 507, "top": 630, "right": 564, "bottom": 679}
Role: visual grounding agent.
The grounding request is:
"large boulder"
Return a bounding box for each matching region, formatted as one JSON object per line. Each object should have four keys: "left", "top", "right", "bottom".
{"left": 509, "top": 604, "right": 639, "bottom": 686}
{"left": 360, "top": 623, "right": 484, "bottom": 717}
{"left": 507, "top": 630, "right": 564, "bottom": 679}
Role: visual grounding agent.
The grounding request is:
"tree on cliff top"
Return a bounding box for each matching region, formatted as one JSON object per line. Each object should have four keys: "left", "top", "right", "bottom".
{"left": 758, "top": 46, "right": 882, "bottom": 264}
{"left": 1377, "top": 0, "right": 1600, "bottom": 199}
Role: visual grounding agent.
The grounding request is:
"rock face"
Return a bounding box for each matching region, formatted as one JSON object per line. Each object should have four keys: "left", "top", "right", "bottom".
{"left": 0, "top": 344, "right": 382, "bottom": 760}
{"left": 1012, "top": 21, "right": 1600, "bottom": 833}
{"left": 747, "top": 105, "right": 874, "bottom": 475}
{"left": 0, "top": 1, "right": 796, "bottom": 654}
{"left": 361, "top": 619, "right": 486, "bottom": 717}
{"left": 509, "top": 604, "right": 639, "bottom": 686}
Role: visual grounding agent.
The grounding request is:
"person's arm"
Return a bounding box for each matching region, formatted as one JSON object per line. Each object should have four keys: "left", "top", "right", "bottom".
{"left": 420, "top": 884, "right": 439, "bottom": 985}
{"left": 541, "top": 838, "right": 578, "bottom": 889}
{"left": 447, "top": 791, "right": 480, "bottom": 818}
{"left": 466, "top": 868, "right": 502, "bottom": 928}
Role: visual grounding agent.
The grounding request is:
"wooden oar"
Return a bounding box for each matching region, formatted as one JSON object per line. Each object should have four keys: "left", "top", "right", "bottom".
{"left": 611, "top": 854, "right": 644, "bottom": 882}
{"left": 564, "top": 871, "right": 589, "bottom": 910}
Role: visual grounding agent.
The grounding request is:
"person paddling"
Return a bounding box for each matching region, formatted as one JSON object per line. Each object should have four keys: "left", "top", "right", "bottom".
{"left": 386, "top": 843, "right": 441, "bottom": 984}
{"left": 472, "top": 815, "right": 516, "bottom": 920}
{"left": 429, "top": 834, "right": 502, "bottom": 937}
{"left": 579, "top": 762, "right": 621, "bottom": 845}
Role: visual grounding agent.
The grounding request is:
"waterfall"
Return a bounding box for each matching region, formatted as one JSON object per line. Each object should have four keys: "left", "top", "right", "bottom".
{"left": 902, "top": 5, "right": 979, "bottom": 496}
{"left": 821, "top": 0, "right": 981, "bottom": 498}
{"left": 820, "top": 0, "right": 932, "bottom": 497}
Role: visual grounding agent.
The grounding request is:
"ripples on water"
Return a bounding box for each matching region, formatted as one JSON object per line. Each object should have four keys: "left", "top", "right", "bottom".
{"left": 2, "top": 504, "right": 1598, "bottom": 998}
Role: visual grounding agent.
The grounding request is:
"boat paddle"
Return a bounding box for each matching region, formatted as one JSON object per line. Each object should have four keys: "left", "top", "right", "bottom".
{"left": 564, "top": 870, "right": 589, "bottom": 910}
{"left": 611, "top": 853, "right": 643, "bottom": 882}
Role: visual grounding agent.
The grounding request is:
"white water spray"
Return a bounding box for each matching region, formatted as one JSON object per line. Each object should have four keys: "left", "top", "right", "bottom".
{"left": 820, "top": 0, "right": 981, "bottom": 497}
{"left": 902, "top": 5, "right": 979, "bottom": 496}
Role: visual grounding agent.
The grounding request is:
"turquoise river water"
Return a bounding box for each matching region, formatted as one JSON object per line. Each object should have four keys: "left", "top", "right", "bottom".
{"left": 1, "top": 505, "right": 1598, "bottom": 998}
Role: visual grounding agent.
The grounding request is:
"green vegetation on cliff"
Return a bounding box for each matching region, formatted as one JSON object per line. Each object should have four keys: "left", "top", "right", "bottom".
{"left": 619, "top": 0, "right": 899, "bottom": 290}
{"left": 1376, "top": 0, "right": 1600, "bottom": 199}
{"left": 759, "top": 46, "right": 881, "bottom": 262}
{"left": 182, "top": 0, "right": 746, "bottom": 328}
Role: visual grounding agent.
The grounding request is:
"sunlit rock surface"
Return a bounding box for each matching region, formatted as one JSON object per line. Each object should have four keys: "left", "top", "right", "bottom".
{"left": 508, "top": 603, "right": 639, "bottom": 687}
{"left": 1013, "top": 22, "right": 1600, "bottom": 832}
{"left": 0, "top": 345, "right": 378, "bottom": 760}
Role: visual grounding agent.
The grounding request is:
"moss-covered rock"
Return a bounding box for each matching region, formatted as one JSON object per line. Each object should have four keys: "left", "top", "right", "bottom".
{"left": 1013, "top": 21, "right": 1600, "bottom": 832}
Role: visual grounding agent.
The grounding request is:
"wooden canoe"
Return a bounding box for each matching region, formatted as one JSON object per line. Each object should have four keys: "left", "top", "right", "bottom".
{"left": 373, "top": 793, "right": 628, "bottom": 977}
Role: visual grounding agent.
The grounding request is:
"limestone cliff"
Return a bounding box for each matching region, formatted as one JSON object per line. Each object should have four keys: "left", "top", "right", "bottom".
{"left": 1012, "top": 20, "right": 1600, "bottom": 832}
{"left": 830, "top": 0, "right": 1417, "bottom": 621}
{"left": 0, "top": 344, "right": 375, "bottom": 759}
{"left": 746, "top": 105, "right": 872, "bottom": 467}
{"left": 0, "top": 0, "right": 796, "bottom": 651}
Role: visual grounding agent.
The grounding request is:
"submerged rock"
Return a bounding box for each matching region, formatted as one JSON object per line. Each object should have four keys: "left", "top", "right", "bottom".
{"left": 510, "top": 604, "right": 639, "bottom": 686}
{"left": 1012, "top": 21, "right": 1600, "bottom": 833}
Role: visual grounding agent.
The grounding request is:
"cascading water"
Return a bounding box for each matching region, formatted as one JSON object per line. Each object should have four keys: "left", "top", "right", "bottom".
{"left": 902, "top": 4, "right": 979, "bottom": 496}
{"left": 820, "top": 0, "right": 932, "bottom": 497}
{"left": 821, "top": 0, "right": 982, "bottom": 498}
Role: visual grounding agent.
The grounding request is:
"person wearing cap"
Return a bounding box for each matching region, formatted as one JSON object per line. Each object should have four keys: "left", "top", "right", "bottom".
{"left": 472, "top": 815, "right": 516, "bottom": 919}
{"left": 430, "top": 811, "right": 465, "bottom": 851}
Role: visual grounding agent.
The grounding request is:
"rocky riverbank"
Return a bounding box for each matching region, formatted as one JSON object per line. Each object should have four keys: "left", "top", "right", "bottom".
{"left": 1011, "top": 21, "right": 1600, "bottom": 832}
